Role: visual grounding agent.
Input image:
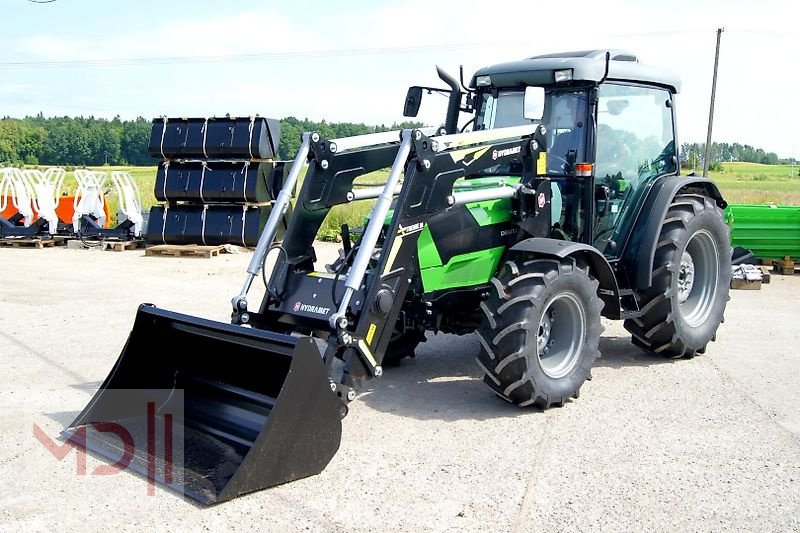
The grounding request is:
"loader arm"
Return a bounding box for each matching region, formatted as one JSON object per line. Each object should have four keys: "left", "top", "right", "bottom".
{"left": 245, "top": 125, "right": 548, "bottom": 396}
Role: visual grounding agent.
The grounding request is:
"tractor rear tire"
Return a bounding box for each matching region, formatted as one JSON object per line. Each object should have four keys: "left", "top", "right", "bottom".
{"left": 477, "top": 257, "right": 603, "bottom": 408}
{"left": 624, "top": 194, "right": 731, "bottom": 358}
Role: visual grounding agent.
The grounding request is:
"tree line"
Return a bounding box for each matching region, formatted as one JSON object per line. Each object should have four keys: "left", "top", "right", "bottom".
{"left": 1, "top": 115, "right": 792, "bottom": 168}
{"left": 0, "top": 115, "right": 424, "bottom": 166}
{"left": 0, "top": 115, "right": 152, "bottom": 166}
{"left": 680, "top": 142, "right": 794, "bottom": 169}
{"left": 277, "top": 117, "right": 424, "bottom": 161}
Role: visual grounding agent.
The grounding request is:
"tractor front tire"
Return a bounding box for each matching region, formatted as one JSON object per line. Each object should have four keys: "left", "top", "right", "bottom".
{"left": 477, "top": 257, "right": 603, "bottom": 408}
{"left": 624, "top": 194, "right": 731, "bottom": 358}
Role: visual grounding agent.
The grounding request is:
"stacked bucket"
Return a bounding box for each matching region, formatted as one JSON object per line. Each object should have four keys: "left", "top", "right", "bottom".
{"left": 146, "top": 116, "right": 289, "bottom": 247}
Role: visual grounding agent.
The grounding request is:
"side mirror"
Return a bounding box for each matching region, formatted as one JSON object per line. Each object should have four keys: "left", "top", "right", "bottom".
{"left": 403, "top": 87, "right": 423, "bottom": 117}
{"left": 523, "top": 86, "right": 545, "bottom": 121}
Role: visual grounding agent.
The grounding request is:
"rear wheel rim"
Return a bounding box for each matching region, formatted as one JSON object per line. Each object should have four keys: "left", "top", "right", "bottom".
{"left": 678, "top": 229, "right": 719, "bottom": 327}
{"left": 537, "top": 292, "right": 586, "bottom": 379}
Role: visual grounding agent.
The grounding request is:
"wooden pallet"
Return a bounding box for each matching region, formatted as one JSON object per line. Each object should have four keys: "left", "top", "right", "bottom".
{"left": 761, "top": 256, "right": 798, "bottom": 275}
{"left": 731, "top": 278, "right": 761, "bottom": 290}
{"left": 145, "top": 244, "right": 226, "bottom": 258}
{"left": 759, "top": 266, "right": 772, "bottom": 284}
{"left": 101, "top": 240, "right": 145, "bottom": 252}
{"left": 0, "top": 238, "right": 56, "bottom": 249}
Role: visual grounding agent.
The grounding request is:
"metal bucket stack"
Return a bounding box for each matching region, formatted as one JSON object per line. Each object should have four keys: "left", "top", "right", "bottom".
{"left": 146, "top": 116, "right": 290, "bottom": 247}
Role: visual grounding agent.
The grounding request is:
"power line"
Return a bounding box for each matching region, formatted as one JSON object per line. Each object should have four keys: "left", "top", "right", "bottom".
{"left": 1, "top": 42, "right": 514, "bottom": 70}
{"left": 0, "top": 29, "right": 716, "bottom": 71}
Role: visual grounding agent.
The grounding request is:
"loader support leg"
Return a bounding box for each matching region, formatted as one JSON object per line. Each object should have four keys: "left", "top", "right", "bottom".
{"left": 330, "top": 130, "right": 414, "bottom": 331}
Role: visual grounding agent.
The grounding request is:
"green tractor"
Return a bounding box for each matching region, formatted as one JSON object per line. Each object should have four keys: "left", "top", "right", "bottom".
{"left": 68, "top": 50, "right": 730, "bottom": 504}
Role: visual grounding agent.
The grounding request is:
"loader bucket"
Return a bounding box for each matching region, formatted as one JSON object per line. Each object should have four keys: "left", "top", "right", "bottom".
{"left": 65, "top": 305, "right": 343, "bottom": 504}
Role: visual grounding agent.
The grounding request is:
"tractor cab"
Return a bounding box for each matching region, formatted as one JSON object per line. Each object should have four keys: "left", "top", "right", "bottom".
{"left": 470, "top": 50, "right": 680, "bottom": 255}
{"left": 406, "top": 50, "right": 681, "bottom": 256}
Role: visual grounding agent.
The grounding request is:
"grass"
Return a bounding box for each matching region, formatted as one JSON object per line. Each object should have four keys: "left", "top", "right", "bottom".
{"left": 77, "top": 164, "right": 386, "bottom": 240}
{"left": 313, "top": 169, "right": 389, "bottom": 240}
{"left": 86, "top": 162, "right": 800, "bottom": 236}
{"left": 22, "top": 160, "right": 797, "bottom": 239}
{"left": 707, "top": 162, "right": 800, "bottom": 205}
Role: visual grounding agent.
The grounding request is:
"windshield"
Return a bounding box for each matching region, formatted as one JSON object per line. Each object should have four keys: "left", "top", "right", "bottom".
{"left": 475, "top": 89, "right": 589, "bottom": 175}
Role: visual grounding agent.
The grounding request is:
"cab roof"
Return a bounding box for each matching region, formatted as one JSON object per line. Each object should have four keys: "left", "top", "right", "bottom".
{"left": 469, "top": 50, "right": 681, "bottom": 93}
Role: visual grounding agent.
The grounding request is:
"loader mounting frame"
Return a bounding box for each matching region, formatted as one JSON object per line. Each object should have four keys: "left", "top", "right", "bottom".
{"left": 233, "top": 124, "right": 548, "bottom": 399}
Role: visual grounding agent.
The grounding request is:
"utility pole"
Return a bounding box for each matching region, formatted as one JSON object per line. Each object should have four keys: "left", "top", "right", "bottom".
{"left": 703, "top": 27, "right": 724, "bottom": 177}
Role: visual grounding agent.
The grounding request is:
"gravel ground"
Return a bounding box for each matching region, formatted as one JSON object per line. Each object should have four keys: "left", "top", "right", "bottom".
{"left": 1, "top": 244, "right": 798, "bottom": 532}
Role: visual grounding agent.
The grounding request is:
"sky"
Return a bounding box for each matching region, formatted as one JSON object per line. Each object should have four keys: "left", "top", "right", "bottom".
{"left": 0, "top": 0, "right": 797, "bottom": 158}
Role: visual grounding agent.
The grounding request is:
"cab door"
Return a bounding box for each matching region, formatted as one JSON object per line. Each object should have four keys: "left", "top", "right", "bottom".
{"left": 591, "top": 83, "right": 677, "bottom": 256}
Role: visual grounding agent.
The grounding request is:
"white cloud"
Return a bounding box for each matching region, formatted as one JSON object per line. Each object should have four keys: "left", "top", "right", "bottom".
{"left": 14, "top": 9, "right": 321, "bottom": 62}
{"left": 2, "top": 0, "right": 798, "bottom": 156}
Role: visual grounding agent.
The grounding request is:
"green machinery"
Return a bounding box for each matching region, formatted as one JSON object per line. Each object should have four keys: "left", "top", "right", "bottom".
{"left": 726, "top": 204, "right": 800, "bottom": 260}
{"left": 67, "top": 50, "right": 732, "bottom": 503}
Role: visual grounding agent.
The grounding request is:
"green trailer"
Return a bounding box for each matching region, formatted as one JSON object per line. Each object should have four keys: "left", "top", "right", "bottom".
{"left": 725, "top": 204, "right": 800, "bottom": 260}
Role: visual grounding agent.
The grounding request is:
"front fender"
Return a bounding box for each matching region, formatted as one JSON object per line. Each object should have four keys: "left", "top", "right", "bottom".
{"left": 509, "top": 238, "right": 621, "bottom": 318}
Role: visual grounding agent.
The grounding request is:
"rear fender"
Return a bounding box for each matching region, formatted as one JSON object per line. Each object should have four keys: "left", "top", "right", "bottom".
{"left": 622, "top": 176, "right": 726, "bottom": 290}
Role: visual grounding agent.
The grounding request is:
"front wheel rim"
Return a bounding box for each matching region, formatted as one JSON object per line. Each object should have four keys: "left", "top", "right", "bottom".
{"left": 678, "top": 229, "right": 720, "bottom": 327}
{"left": 537, "top": 292, "right": 586, "bottom": 379}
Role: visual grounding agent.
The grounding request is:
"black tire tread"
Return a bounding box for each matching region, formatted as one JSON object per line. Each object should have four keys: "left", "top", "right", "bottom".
{"left": 624, "top": 194, "right": 731, "bottom": 358}
{"left": 477, "top": 256, "right": 603, "bottom": 409}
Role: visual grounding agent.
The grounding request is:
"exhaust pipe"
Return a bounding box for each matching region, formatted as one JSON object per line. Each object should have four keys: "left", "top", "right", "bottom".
{"left": 436, "top": 66, "right": 462, "bottom": 134}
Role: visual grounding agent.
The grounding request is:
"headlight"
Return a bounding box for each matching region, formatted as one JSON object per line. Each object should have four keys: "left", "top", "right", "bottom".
{"left": 476, "top": 75, "right": 492, "bottom": 87}
{"left": 554, "top": 69, "right": 573, "bottom": 83}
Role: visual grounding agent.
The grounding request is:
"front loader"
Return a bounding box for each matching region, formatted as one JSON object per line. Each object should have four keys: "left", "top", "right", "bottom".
{"left": 67, "top": 50, "right": 731, "bottom": 504}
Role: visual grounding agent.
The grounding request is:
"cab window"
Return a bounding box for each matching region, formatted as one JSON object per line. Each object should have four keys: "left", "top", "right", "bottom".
{"left": 593, "top": 84, "right": 676, "bottom": 255}
{"left": 595, "top": 84, "right": 675, "bottom": 196}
